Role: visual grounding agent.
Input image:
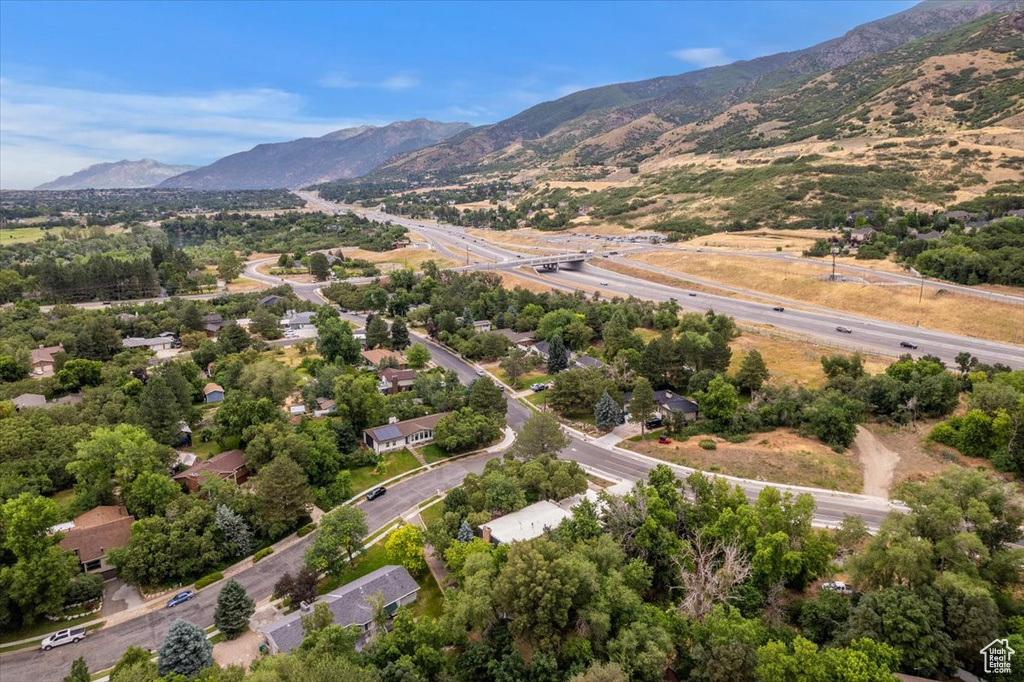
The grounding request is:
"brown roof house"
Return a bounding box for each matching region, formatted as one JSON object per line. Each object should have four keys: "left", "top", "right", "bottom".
{"left": 363, "top": 413, "right": 448, "bottom": 454}
{"left": 31, "top": 344, "right": 64, "bottom": 377}
{"left": 57, "top": 505, "right": 135, "bottom": 578}
{"left": 173, "top": 449, "right": 248, "bottom": 493}
{"left": 378, "top": 368, "right": 418, "bottom": 395}
{"left": 204, "top": 383, "right": 225, "bottom": 403}
{"left": 361, "top": 348, "right": 407, "bottom": 369}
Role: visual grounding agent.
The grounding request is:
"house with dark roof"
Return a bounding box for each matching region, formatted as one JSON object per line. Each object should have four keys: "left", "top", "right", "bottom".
{"left": 204, "top": 383, "right": 225, "bottom": 403}
{"left": 260, "top": 565, "right": 420, "bottom": 654}
{"left": 30, "top": 344, "right": 63, "bottom": 377}
{"left": 379, "top": 368, "right": 418, "bottom": 395}
{"left": 283, "top": 311, "right": 315, "bottom": 330}
{"left": 122, "top": 336, "right": 175, "bottom": 351}
{"left": 172, "top": 449, "right": 248, "bottom": 493}
{"left": 574, "top": 355, "right": 605, "bottom": 370}
{"left": 203, "top": 313, "right": 227, "bottom": 336}
{"left": 653, "top": 390, "right": 699, "bottom": 422}
{"left": 530, "top": 340, "right": 551, "bottom": 359}
{"left": 363, "top": 413, "right": 449, "bottom": 454}
{"left": 11, "top": 393, "right": 82, "bottom": 410}
{"left": 257, "top": 294, "right": 284, "bottom": 307}
{"left": 57, "top": 505, "right": 135, "bottom": 578}
{"left": 493, "top": 328, "right": 535, "bottom": 349}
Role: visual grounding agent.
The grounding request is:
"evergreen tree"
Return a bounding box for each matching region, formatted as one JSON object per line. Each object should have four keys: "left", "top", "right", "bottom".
{"left": 250, "top": 306, "right": 282, "bottom": 340}
{"left": 213, "top": 579, "right": 255, "bottom": 639}
{"left": 309, "top": 252, "right": 331, "bottom": 281}
{"left": 366, "top": 316, "right": 390, "bottom": 349}
{"left": 457, "top": 520, "right": 474, "bottom": 543}
{"left": 547, "top": 334, "right": 569, "bottom": 375}
{"left": 138, "top": 373, "right": 183, "bottom": 445}
{"left": 63, "top": 657, "right": 89, "bottom": 682}
{"left": 157, "top": 619, "right": 213, "bottom": 678}
{"left": 629, "top": 377, "right": 657, "bottom": 439}
{"left": 736, "top": 349, "right": 769, "bottom": 394}
{"left": 217, "top": 323, "right": 252, "bottom": 354}
{"left": 73, "top": 317, "right": 123, "bottom": 361}
{"left": 254, "top": 456, "right": 312, "bottom": 539}
{"left": 390, "top": 317, "right": 410, "bottom": 350}
{"left": 510, "top": 412, "right": 570, "bottom": 460}
{"left": 214, "top": 505, "right": 253, "bottom": 557}
{"left": 594, "top": 390, "right": 623, "bottom": 431}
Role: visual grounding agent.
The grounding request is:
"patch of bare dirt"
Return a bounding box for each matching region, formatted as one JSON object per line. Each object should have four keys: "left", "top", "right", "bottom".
{"left": 851, "top": 426, "right": 900, "bottom": 498}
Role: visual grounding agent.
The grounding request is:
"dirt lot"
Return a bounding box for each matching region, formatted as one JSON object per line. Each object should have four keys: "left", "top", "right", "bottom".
{"left": 624, "top": 428, "right": 862, "bottom": 492}
{"left": 863, "top": 421, "right": 982, "bottom": 490}
{"left": 625, "top": 250, "right": 1023, "bottom": 344}
{"left": 225, "top": 277, "right": 268, "bottom": 293}
{"left": 729, "top": 334, "right": 891, "bottom": 388}
{"left": 341, "top": 246, "right": 455, "bottom": 270}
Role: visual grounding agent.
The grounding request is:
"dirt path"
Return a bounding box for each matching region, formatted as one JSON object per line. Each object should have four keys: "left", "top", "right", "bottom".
{"left": 852, "top": 426, "right": 900, "bottom": 498}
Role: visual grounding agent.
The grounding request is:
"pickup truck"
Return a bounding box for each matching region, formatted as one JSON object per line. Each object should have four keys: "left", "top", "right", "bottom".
{"left": 41, "top": 627, "right": 86, "bottom": 651}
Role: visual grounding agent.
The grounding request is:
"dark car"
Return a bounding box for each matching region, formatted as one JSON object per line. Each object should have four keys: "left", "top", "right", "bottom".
{"left": 688, "top": 292, "right": 697, "bottom": 297}
{"left": 366, "top": 486, "right": 387, "bottom": 501}
{"left": 166, "top": 590, "right": 195, "bottom": 608}
{"left": 645, "top": 417, "right": 664, "bottom": 429}
{"left": 835, "top": 326, "right": 852, "bottom": 334}
{"left": 772, "top": 306, "right": 785, "bottom": 312}
{"left": 900, "top": 341, "right": 918, "bottom": 349}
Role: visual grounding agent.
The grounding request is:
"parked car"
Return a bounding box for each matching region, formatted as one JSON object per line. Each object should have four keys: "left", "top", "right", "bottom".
{"left": 658, "top": 435, "right": 672, "bottom": 444}
{"left": 645, "top": 417, "right": 664, "bottom": 429}
{"left": 166, "top": 590, "right": 195, "bottom": 608}
{"left": 366, "top": 486, "right": 387, "bottom": 501}
{"left": 900, "top": 341, "right": 918, "bottom": 349}
{"left": 821, "top": 581, "right": 854, "bottom": 595}
{"left": 835, "top": 326, "right": 852, "bottom": 333}
{"left": 531, "top": 383, "right": 548, "bottom": 391}
{"left": 772, "top": 306, "right": 785, "bottom": 312}
{"left": 41, "top": 627, "right": 86, "bottom": 651}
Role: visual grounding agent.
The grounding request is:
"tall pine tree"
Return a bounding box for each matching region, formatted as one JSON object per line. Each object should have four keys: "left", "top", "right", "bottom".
{"left": 366, "top": 316, "right": 390, "bottom": 349}
{"left": 158, "top": 619, "right": 213, "bottom": 678}
{"left": 213, "top": 579, "right": 255, "bottom": 639}
{"left": 594, "top": 390, "right": 623, "bottom": 431}
{"left": 138, "top": 373, "right": 183, "bottom": 445}
{"left": 390, "top": 317, "right": 410, "bottom": 350}
{"left": 547, "top": 334, "right": 569, "bottom": 375}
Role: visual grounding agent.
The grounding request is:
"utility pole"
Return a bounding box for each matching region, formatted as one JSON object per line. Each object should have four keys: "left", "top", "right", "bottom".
{"left": 829, "top": 239, "right": 840, "bottom": 281}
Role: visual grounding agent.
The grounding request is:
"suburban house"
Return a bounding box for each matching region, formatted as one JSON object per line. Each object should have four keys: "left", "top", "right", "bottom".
{"left": 283, "top": 311, "right": 315, "bottom": 330}
{"left": 363, "top": 413, "right": 448, "bottom": 454}
{"left": 172, "top": 449, "right": 248, "bottom": 493}
{"left": 574, "top": 355, "right": 605, "bottom": 370}
{"left": 653, "top": 390, "right": 700, "bottom": 422}
{"left": 204, "top": 383, "right": 225, "bottom": 403}
{"left": 361, "top": 349, "right": 407, "bottom": 369}
{"left": 177, "top": 422, "right": 193, "bottom": 447}
{"left": 379, "top": 368, "right": 418, "bottom": 395}
{"left": 203, "top": 313, "right": 227, "bottom": 336}
{"left": 257, "top": 294, "right": 284, "bottom": 307}
{"left": 313, "top": 397, "right": 336, "bottom": 417}
{"left": 30, "top": 344, "right": 63, "bottom": 377}
{"left": 530, "top": 340, "right": 551, "bottom": 359}
{"left": 11, "top": 393, "right": 82, "bottom": 410}
{"left": 472, "top": 319, "right": 493, "bottom": 333}
{"left": 493, "top": 328, "right": 535, "bottom": 349}
{"left": 848, "top": 227, "right": 876, "bottom": 244}
{"left": 122, "top": 336, "right": 175, "bottom": 351}
{"left": 260, "top": 565, "right": 420, "bottom": 654}
{"left": 56, "top": 505, "right": 135, "bottom": 578}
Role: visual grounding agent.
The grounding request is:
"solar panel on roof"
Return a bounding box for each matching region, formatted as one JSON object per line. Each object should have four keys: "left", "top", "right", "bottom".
{"left": 372, "top": 425, "right": 403, "bottom": 441}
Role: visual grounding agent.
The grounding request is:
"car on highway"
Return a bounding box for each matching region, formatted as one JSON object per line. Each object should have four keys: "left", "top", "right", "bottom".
{"left": 599, "top": 281, "right": 609, "bottom": 286}
{"left": 900, "top": 341, "right": 918, "bottom": 349}
{"left": 658, "top": 435, "right": 672, "bottom": 444}
{"left": 772, "top": 306, "right": 785, "bottom": 312}
{"left": 41, "top": 627, "right": 86, "bottom": 651}
{"left": 835, "top": 326, "right": 852, "bottom": 333}
{"left": 166, "top": 590, "right": 195, "bottom": 608}
{"left": 688, "top": 292, "right": 697, "bottom": 297}
{"left": 366, "top": 486, "right": 387, "bottom": 501}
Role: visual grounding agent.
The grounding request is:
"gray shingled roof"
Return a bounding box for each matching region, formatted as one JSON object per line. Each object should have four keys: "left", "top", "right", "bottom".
{"left": 261, "top": 565, "right": 419, "bottom": 653}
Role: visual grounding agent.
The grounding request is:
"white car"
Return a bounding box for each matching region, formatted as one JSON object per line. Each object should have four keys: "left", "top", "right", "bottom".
{"left": 41, "top": 627, "right": 86, "bottom": 651}
{"left": 599, "top": 281, "right": 609, "bottom": 286}
{"left": 821, "top": 581, "right": 853, "bottom": 594}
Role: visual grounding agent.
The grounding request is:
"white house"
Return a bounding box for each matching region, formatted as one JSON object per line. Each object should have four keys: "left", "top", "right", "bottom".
{"left": 363, "top": 413, "right": 448, "bottom": 454}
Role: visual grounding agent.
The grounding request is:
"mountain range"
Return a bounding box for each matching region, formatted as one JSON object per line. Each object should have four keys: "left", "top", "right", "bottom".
{"left": 34, "top": 159, "right": 198, "bottom": 190}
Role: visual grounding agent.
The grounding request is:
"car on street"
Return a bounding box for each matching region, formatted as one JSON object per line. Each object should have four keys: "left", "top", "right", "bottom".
{"left": 900, "top": 341, "right": 918, "bottom": 349}
{"left": 166, "top": 590, "right": 195, "bottom": 608}
{"left": 688, "top": 292, "right": 697, "bottom": 297}
{"left": 599, "top": 281, "right": 609, "bottom": 286}
{"left": 41, "top": 627, "right": 86, "bottom": 651}
{"left": 476, "top": 369, "right": 485, "bottom": 376}
{"left": 658, "top": 435, "right": 672, "bottom": 444}
{"left": 835, "top": 326, "right": 852, "bottom": 333}
{"left": 366, "top": 486, "right": 387, "bottom": 501}
{"left": 772, "top": 306, "right": 785, "bottom": 312}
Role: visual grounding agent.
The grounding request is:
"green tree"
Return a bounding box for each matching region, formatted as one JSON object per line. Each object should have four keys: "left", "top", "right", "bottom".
{"left": 366, "top": 316, "right": 390, "bottom": 349}
{"left": 237, "top": 358, "right": 296, "bottom": 405}
{"left": 109, "top": 647, "right": 157, "bottom": 682}
{"left": 157, "top": 618, "right": 214, "bottom": 678}
{"left": 434, "top": 407, "right": 501, "bottom": 452}
{"left": 307, "top": 506, "right": 368, "bottom": 575}
{"left": 213, "top": 579, "right": 255, "bottom": 639}
{"left": 468, "top": 376, "right": 506, "bottom": 422}
{"left": 695, "top": 375, "right": 738, "bottom": 431}
{"left": 63, "top": 657, "right": 90, "bottom": 682}
{"left": 736, "top": 350, "right": 769, "bottom": 394}
{"left": 595, "top": 390, "right": 623, "bottom": 431}
{"left": 405, "top": 343, "right": 431, "bottom": 369}
{"left": 802, "top": 390, "right": 863, "bottom": 449}
{"left": 510, "top": 412, "right": 569, "bottom": 460}
{"left": 254, "top": 455, "right": 312, "bottom": 538}
{"left": 56, "top": 359, "right": 103, "bottom": 391}
{"left": 249, "top": 305, "right": 282, "bottom": 340}
{"left": 309, "top": 252, "right": 331, "bottom": 281}
{"left": 547, "top": 334, "right": 569, "bottom": 374}
{"left": 217, "top": 322, "right": 252, "bottom": 354}
{"left": 122, "top": 470, "right": 180, "bottom": 518}
{"left": 390, "top": 317, "right": 410, "bottom": 350}
{"left": 332, "top": 373, "right": 388, "bottom": 432}
{"left": 214, "top": 504, "right": 254, "bottom": 557}
{"left": 301, "top": 601, "right": 334, "bottom": 637}
{"left": 138, "top": 373, "right": 184, "bottom": 445}
{"left": 630, "top": 377, "right": 657, "bottom": 438}
{"left": 217, "top": 252, "right": 242, "bottom": 282}
{"left": 316, "top": 317, "right": 362, "bottom": 364}
{"left": 386, "top": 524, "right": 427, "bottom": 574}
{"left": 549, "top": 367, "right": 609, "bottom": 416}
{"left": 73, "top": 317, "right": 123, "bottom": 361}
{"left": 499, "top": 346, "right": 536, "bottom": 388}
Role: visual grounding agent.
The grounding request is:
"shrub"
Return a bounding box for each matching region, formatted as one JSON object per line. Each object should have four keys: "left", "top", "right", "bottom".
{"left": 725, "top": 433, "right": 749, "bottom": 444}
{"left": 297, "top": 523, "right": 317, "bottom": 538}
{"left": 699, "top": 439, "right": 717, "bottom": 450}
{"left": 195, "top": 572, "right": 224, "bottom": 590}
{"left": 65, "top": 573, "right": 104, "bottom": 605}
{"left": 252, "top": 548, "right": 274, "bottom": 563}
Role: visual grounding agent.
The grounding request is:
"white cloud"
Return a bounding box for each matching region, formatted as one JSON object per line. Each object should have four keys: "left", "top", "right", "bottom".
{"left": 669, "top": 47, "right": 730, "bottom": 68}
{"left": 317, "top": 72, "right": 420, "bottom": 91}
{"left": 317, "top": 72, "right": 360, "bottom": 89}
{"left": 0, "top": 78, "right": 382, "bottom": 188}
{"left": 379, "top": 74, "right": 419, "bottom": 91}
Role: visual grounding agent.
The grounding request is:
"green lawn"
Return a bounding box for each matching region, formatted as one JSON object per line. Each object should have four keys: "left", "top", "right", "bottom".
{"left": 418, "top": 502, "right": 445, "bottom": 527}
{"left": 410, "top": 569, "right": 445, "bottom": 619}
{"left": 419, "top": 443, "right": 452, "bottom": 464}
{"left": 348, "top": 449, "right": 421, "bottom": 494}
{"left": 51, "top": 488, "right": 77, "bottom": 520}
{"left": 0, "top": 226, "right": 50, "bottom": 243}
{"left": 493, "top": 367, "right": 552, "bottom": 390}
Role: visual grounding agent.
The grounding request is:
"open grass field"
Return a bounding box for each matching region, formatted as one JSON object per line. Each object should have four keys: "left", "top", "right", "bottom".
{"left": 497, "top": 271, "right": 558, "bottom": 294}
{"left": 626, "top": 250, "right": 1024, "bottom": 344}
{"left": 348, "top": 448, "right": 421, "bottom": 493}
{"left": 0, "top": 226, "right": 52, "bottom": 243}
{"left": 624, "top": 427, "right": 863, "bottom": 492}
{"left": 341, "top": 246, "right": 455, "bottom": 270}
{"left": 729, "top": 333, "right": 892, "bottom": 388}
{"left": 224, "top": 277, "right": 268, "bottom": 292}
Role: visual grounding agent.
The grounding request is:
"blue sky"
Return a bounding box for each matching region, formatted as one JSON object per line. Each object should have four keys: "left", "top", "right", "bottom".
{"left": 1, "top": 0, "right": 915, "bottom": 188}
